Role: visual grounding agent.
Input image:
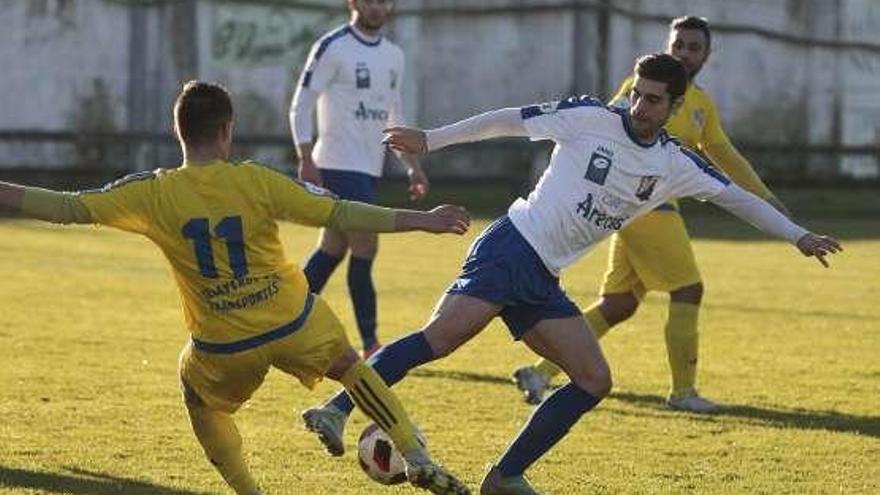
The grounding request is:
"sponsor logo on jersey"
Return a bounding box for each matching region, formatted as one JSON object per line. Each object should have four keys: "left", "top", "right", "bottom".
{"left": 635, "top": 175, "right": 659, "bottom": 202}
{"left": 356, "top": 62, "right": 371, "bottom": 89}
{"left": 576, "top": 192, "right": 628, "bottom": 231}
{"left": 538, "top": 101, "right": 558, "bottom": 114}
{"left": 354, "top": 101, "right": 389, "bottom": 121}
{"left": 585, "top": 146, "right": 614, "bottom": 185}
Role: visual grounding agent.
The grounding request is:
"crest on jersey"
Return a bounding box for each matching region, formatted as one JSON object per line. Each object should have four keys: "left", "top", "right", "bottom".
{"left": 389, "top": 69, "right": 398, "bottom": 90}
{"left": 635, "top": 175, "right": 659, "bottom": 202}
{"left": 585, "top": 146, "right": 614, "bottom": 185}
{"left": 356, "top": 62, "right": 371, "bottom": 89}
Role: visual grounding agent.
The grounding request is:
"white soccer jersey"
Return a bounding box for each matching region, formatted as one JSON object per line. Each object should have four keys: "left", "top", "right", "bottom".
{"left": 508, "top": 96, "right": 731, "bottom": 275}
{"left": 297, "top": 24, "right": 405, "bottom": 177}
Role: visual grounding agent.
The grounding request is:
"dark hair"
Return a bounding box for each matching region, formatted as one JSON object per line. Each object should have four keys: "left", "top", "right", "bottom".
{"left": 670, "top": 16, "right": 711, "bottom": 48}
{"left": 174, "top": 81, "right": 233, "bottom": 146}
{"left": 634, "top": 53, "right": 688, "bottom": 100}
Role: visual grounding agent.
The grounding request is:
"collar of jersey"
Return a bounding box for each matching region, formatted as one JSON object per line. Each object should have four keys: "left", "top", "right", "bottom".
{"left": 347, "top": 24, "right": 382, "bottom": 47}
{"left": 182, "top": 159, "right": 227, "bottom": 168}
{"left": 611, "top": 106, "right": 659, "bottom": 149}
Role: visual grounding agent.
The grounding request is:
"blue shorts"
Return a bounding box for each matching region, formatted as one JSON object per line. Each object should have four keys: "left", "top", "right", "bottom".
{"left": 320, "top": 169, "right": 379, "bottom": 204}
{"left": 446, "top": 216, "right": 580, "bottom": 339}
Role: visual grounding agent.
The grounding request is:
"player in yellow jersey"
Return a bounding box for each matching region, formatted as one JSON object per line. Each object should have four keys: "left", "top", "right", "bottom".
{"left": 513, "top": 16, "right": 791, "bottom": 412}
{"left": 0, "top": 81, "right": 471, "bottom": 495}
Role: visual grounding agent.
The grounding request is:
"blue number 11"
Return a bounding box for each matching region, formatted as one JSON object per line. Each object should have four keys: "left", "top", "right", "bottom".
{"left": 181, "top": 216, "right": 249, "bottom": 279}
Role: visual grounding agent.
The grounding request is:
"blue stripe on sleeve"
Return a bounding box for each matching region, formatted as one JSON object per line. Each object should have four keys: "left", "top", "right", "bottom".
{"left": 680, "top": 148, "right": 731, "bottom": 185}
{"left": 520, "top": 95, "right": 603, "bottom": 120}
{"left": 301, "top": 26, "right": 351, "bottom": 88}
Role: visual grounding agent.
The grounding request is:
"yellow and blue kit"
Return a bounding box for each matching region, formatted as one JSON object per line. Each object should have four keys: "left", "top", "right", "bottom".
{"left": 603, "top": 76, "right": 776, "bottom": 294}
{"left": 22, "top": 160, "right": 397, "bottom": 411}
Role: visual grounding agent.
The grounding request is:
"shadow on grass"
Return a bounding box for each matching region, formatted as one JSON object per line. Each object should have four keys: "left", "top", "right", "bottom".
{"left": 0, "top": 465, "right": 212, "bottom": 495}
{"left": 411, "top": 369, "right": 880, "bottom": 438}
{"left": 608, "top": 391, "right": 880, "bottom": 438}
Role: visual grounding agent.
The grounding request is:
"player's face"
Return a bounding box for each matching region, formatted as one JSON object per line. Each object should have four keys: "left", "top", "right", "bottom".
{"left": 666, "top": 28, "right": 710, "bottom": 79}
{"left": 629, "top": 76, "right": 678, "bottom": 140}
{"left": 350, "top": 0, "right": 394, "bottom": 33}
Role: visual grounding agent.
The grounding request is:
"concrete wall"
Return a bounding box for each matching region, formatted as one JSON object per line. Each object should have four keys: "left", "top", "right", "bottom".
{"left": 0, "top": 0, "right": 877, "bottom": 178}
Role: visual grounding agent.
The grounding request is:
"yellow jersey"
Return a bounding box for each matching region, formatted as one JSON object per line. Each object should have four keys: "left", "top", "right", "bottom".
{"left": 79, "top": 160, "right": 336, "bottom": 344}
{"left": 610, "top": 76, "right": 772, "bottom": 199}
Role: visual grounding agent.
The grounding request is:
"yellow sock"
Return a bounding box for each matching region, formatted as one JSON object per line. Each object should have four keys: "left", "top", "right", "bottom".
{"left": 186, "top": 405, "right": 260, "bottom": 495}
{"left": 340, "top": 361, "right": 422, "bottom": 454}
{"left": 665, "top": 301, "right": 700, "bottom": 399}
{"left": 533, "top": 301, "right": 612, "bottom": 381}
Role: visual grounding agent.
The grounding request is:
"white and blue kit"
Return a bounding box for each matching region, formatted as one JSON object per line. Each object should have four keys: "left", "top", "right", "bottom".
{"left": 290, "top": 24, "right": 406, "bottom": 201}
{"left": 442, "top": 96, "right": 804, "bottom": 338}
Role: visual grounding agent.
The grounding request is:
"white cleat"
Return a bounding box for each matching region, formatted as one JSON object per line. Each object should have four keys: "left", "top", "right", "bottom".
{"left": 666, "top": 393, "right": 720, "bottom": 414}
{"left": 302, "top": 405, "right": 347, "bottom": 456}
{"left": 512, "top": 366, "right": 550, "bottom": 405}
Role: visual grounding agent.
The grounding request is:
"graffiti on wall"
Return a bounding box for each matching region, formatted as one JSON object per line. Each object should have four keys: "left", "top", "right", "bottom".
{"left": 211, "top": 5, "right": 344, "bottom": 67}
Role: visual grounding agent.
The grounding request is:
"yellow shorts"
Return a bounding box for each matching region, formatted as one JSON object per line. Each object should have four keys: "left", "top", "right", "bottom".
{"left": 600, "top": 209, "right": 702, "bottom": 298}
{"left": 179, "top": 294, "right": 351, "bottom": 413}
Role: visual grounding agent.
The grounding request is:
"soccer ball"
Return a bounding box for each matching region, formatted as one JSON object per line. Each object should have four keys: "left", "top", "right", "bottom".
{"left": 357, "top": 423, "right": 407, "bottom": 485}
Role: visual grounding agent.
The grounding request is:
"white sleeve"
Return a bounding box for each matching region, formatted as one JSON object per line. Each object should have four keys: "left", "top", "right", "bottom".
{"left": 520, "top": 95, "right": 605, "bottom": 143}
{"left": 710, "top": 183, "right": 808, "bottom": 244}
{"left": 668, "top": 147, "right": 731, "bottom": 200}
{"left": 424, "top": 108, "right": 528, "bottom": 151}
{"left": 290, "top": 85, "right": 319, "bottom": 145}
{"left": 298, "top": 37, "right": 339, "bottom": 94}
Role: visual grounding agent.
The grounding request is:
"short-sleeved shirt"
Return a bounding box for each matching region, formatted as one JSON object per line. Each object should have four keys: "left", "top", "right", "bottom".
{"left": 508, "top": 96, "right": 731, "bottom": 275}
{"left": 298, "top": 24, "right": 405, "bottom": 177}
{"left": 78, "top": 161, "right": 337, "bottom": 343}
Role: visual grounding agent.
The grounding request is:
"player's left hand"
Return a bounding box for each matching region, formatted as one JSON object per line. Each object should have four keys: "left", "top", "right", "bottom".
{"left": 796, "top": 233, "right": 843, "bottom": 268}
{"left": 383, "top": 126, "right": 427, "bottom": 154}
{"left": 407, "top": 166, "right": 429, "bottom": 202}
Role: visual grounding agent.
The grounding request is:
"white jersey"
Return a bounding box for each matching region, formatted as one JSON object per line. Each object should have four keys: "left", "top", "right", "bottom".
{"left": 297, "top": 25, "right": 405, "bottom": 177}
{"left": 508, "top": 96, "right": 731, "bottom": 275}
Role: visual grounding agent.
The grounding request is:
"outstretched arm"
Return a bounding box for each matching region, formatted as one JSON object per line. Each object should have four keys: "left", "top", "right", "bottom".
{"left": 0, "top": 181, "right": 92, "bottom": 224}
{"left": 383, "top": 107, "right": 528, "bottom": 154}
{"left": 326, "top": 200, "right": 469, "bottom": 236}
{"left": 709, "top": 184, "right": 841, "bottom": 267}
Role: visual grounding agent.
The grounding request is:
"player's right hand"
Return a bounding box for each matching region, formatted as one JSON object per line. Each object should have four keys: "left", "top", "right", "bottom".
{"left": 796, "top": 233, "right": 843, "bottom": 268}
{"left": 298, "top": 156, "right": 323, "bottom": 187}
{"left": 383, "top": 126, "right": 428, "bottom": 154}
{"left": 421, "top": 205, "right": 470, "bottom": 235}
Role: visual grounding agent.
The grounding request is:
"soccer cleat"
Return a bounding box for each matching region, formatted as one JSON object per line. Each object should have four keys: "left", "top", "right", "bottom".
{"left": 362, "top": 341, "right": 383, "bottom": 360}
{"left": 512, "top": 366, "right": 550, "bottom": 405}
{"left": 302, "top": 405, "right": 347, "bottom": 456}
{"left": 666, "top": 393, "right": 720, "bottom": 413}
{"left": 480, "top": 465, "right": 541, "bottom": 495}
{"left": 405, "top": 459, "right": 471, "bottom": 495}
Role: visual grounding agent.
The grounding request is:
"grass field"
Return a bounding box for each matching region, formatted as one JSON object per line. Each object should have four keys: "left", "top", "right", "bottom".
{"left": 1, "top": 215, "right": 878, "bottom": 494}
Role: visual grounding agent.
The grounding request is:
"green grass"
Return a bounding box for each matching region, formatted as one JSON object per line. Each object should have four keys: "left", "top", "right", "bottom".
{"left": 1, "top": 217, "right": 878, "bottom": 494}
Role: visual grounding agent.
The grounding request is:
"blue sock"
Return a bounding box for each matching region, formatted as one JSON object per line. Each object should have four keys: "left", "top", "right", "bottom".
{"left": 328, "top": 332, "right": 436, "bottom": 414}
{"left": 347, "top": 256, "right": 378, "bottom": 349}
{"left": 303, "top": 249, "right": 342, "bottom": 293}
{"left": 497, "top": 383, "right": 603, "bottom": 477}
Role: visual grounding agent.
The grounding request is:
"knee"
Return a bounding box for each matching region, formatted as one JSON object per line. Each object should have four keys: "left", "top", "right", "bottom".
{"left": 601, "top": 294, "right": 639, "bottom": 325}
{"left": 569, "top": 361, "right": 613, "bottom": 399}
{"left": 325, "top": 348, "right": 360, "bottom": 380}
{"left": 671, "top": 282, "right": 704, "bottom": 305}
{"left": 349, "top": 239, "right": 378, "bottom": 259}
